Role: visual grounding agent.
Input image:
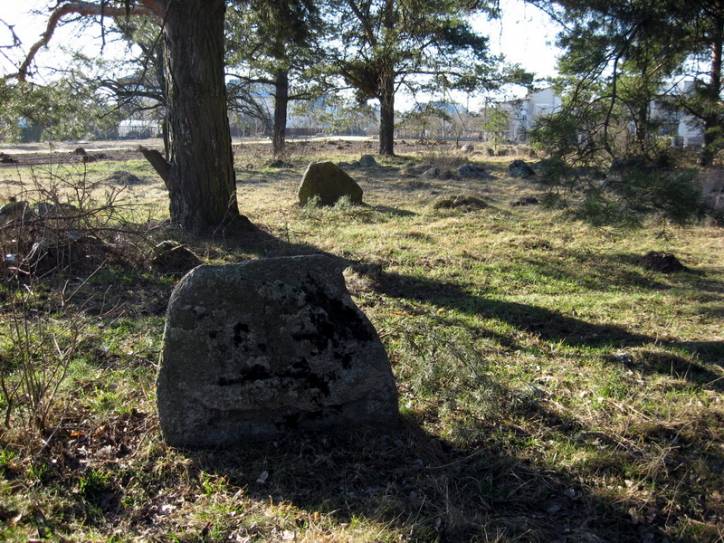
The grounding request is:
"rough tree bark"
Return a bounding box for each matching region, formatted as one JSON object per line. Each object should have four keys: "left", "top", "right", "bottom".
{"left": 18, "top": 0, "right": 251, "bottom": 234}
{"left": 272, "top": 69, "right": 289, "bottom": 159}
{"left": 378, "top": 69, "right": 395, "bottom": 156}
{"left": 162, "top": 0, "right": 248, "bottom": 232}
{"left": 377, "top": 0, "right": 396, "bottom": 156}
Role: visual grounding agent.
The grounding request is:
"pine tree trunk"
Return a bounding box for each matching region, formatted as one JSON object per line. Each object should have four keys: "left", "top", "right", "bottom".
{"left": 701, "top": 16, "right": 722, "bottom": 167}
{"left": 272, "top": 69, "right": 289, "bottom": 159}
{"left": 378, "top": 71, "right": 395, "bottom": 156}
{"left": 162, "top": 0, "right": 249, "bottom": 232}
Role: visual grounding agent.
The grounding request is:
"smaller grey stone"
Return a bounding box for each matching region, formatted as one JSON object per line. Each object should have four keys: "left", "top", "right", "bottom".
{"left": 151, "top": 241, "right": 202, "bottom": 275}
{"left": 508, "top": 159, "right": 536, "bottom": 178}
{"left": 267, "top": 159, "right": 292, "bottom": 169}
{"left": 34, "top": 202, "right": 78, "bottom": 217}
{"left": 511, "top": 196, "right": 539, "bottom": 206}
{"left": 107, "top": 170, "right": 145, "bottom": 186}
{"left": 433, "top": 194, "right": 487, "bottom": 211}
{"left": 457, "top": 163, "right": 492, "bottom": 179}
{"left": 358, "top": 154, "right": 377, "bottom": 168}
{"left": 0, "top": 153, "right": 17, "bottom": 164}
{"left": 0, "top": 200, "right": 30, "bottom": 224}
{"left": 422, "top": 167, "right": 440, "bottom": 179}
{"left": 460, "top": 143, "right": 475, "bottom": 153}
{"left": 73, "top": 147, "right": 88, "bottom": 156}
{"left": 28, "top": 234, "right": 113, "bottom": 275}
{"left": 298, "top": 161, "right": 363, "bottom": 206}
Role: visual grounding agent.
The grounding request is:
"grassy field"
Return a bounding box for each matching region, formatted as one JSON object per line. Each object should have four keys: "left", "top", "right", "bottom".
{"left": 0, "top": 141, "right": 722, "bottom": 542}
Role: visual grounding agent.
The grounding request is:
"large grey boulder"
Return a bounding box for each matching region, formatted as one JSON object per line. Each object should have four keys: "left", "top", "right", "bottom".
{"left": 298, "top": 161, "right": 363, "bottom": 206}
{"left": 157, "top": 255, "right": 398, "bottom": 447}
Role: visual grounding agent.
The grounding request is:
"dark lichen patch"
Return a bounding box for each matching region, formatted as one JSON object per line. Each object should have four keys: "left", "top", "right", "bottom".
{"left": 217, "top": 364, "right": 272, "bottom": 386}
{"left": 216, "top": 358, "right": 334, "bottom": 397}
{"left": 233, "top": 322, "right": 250, "bottom": 347}
{"left": 301, "top": 278, "right": 374, "bottom": 343}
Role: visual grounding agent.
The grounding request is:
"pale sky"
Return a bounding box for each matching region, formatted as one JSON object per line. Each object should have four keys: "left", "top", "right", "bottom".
{"left": 0, "top": 0, "right": 562, "bottom": 110}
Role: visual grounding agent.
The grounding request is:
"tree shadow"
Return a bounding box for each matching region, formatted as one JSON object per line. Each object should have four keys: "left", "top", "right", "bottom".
{"left": 515, "top": 249, "right": 724, "bottom": 295}
{"left": 374, "top": 269, "right": 651, "bottom": 347}
{"left": 184, "top": 412, "right": 662, "bottom": 542}
{"left": 372, "top": 269, "right": 722, "bottom": 384}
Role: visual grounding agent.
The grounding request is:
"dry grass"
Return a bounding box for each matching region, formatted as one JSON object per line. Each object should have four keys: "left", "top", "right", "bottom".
{"left": 0, "top": 140, "right": 722, "bottom": 542}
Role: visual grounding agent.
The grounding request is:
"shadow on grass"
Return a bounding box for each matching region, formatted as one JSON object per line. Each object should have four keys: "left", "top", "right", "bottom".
{"left": 372, "top": 269, "right": 722, "bottom": 387}
{"left": 187, "top": 417, "right": 656, "bottom": 542}
{"left": 520, "top": 250, "right": 724, "bottom": 295}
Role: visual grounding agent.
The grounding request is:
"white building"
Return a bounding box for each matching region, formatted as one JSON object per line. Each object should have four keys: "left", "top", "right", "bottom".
{"left": 500, "top": 87, "right": 562, "bottom": 142}
{"left": 118, "top": 119, "right": 162, "bottom": 138}
{"left": 500, "top": 84, "right": 705, "bottom": 148}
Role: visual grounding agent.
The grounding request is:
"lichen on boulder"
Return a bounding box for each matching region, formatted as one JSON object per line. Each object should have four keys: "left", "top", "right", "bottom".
{"left": 157, "top": 255, "right": 399, "bottom": 447}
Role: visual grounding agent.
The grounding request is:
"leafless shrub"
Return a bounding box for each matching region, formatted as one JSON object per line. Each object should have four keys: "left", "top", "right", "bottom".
{"left": 0, "top": 163, "right": 151, "bottom": 279}
{"left": 0, "top": 283, "right": 86, "bottom": 432}
{"left": 0, "top": 163, "right": 153, "bottom": 434}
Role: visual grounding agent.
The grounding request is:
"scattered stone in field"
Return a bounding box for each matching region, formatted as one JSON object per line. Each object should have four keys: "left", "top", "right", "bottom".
{"left": 460, "top": 143, "right": 475, "bottom": 153}
{"left": 422, "top": 167, "right": 440, "bottom": 179}
{"left": 422, "top": 167, "right": 454, "bottom": 179}
{"left": 358, "top": 154, "right": 377, "bottom": 168}
{"left": 0, "top": 200, "right": 30, "bottom": 224}
{"left": 508, "top": 159, "right": 536, "bottom": 178}
{"left": 267, "top": 159, "right": 292, "bottom": 169}
{"left": 433, "top": 194, "right": 487, "bottom": 212}
{"left": 496, "top": 148, "right": 509, "bottom": 156}
{"left": 298, "top": 161, "right": 363, "bottom": 206}
{"left": 107, "top": 170, "right": 146, "bottom": 186}
{"left": 456, "top": 163, "right": 492, "bottom": 179}
{"left": 151, "top": 240, "right": 202, "bottom": 275}
{"left": 511, "top": 196, "right": 540, "bottom": 206}
{"left": 640, "top": 251, "right": 686, "bottom": 273}
{"left": 157, "top": 254, "right": 399, "bottom": 447}
{"left": 486, "top": 148, "right": 495, "bottom": 156}
{"left": 34, "top": 202, "right": 78, "bottom": 217}
{"left": 0, "top": 153, "right": 17, "bottom": 164}
{"left": 74, "top": 147, "right": 88, "bottom": 156}
{"left": 28, "top": 234, "right": 116, "bottom": 275}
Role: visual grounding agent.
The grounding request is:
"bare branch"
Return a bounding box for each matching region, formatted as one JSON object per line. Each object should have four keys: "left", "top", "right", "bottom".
{"left": 17, "top": 1, "right": 162, "bottom": 82}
